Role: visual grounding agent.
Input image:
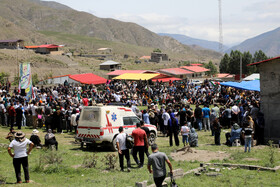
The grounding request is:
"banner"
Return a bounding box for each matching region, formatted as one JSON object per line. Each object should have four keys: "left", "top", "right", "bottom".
{"left": 19, "top": 63, "right": 34, "bottom": 100}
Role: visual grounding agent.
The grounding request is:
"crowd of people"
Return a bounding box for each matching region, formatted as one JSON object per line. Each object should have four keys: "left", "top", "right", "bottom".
{"left": 2, "top": 78, "right": 264, "bottom": 186}
{"left": 0, "top": 79, "right": 264, "bottom": 147}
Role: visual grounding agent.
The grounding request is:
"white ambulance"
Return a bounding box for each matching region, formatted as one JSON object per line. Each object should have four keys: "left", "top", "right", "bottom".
{"left": 76, "top": 105, "right": 157, "bottom": 150}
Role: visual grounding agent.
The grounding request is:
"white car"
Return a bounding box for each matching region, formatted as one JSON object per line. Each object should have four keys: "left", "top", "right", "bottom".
{"left": 76, "top": 105, "right": 157, "bottom": 150}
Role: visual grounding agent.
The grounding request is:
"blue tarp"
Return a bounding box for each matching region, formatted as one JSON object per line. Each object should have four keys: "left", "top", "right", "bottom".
{"left": 220, "top": 80, "right": 260, "bottom": 91}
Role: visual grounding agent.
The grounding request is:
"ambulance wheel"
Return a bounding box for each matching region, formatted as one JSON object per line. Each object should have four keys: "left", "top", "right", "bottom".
{"left": 110, "top": 137, "right": 118, "bottom": 151}
{"left": 149, "top": 132, "right": 156, "bottom": 145}
{"left": 81, "top": 142, "right": 84, "bottom": 149}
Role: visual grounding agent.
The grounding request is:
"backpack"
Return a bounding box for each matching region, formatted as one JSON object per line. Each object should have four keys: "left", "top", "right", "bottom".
{"left": 126, "top": 134, "right": 134, "bottom": 149}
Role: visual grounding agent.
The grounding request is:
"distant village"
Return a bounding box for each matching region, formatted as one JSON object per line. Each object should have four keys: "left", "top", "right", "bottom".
{"left": 0, "top": 39, "right": 239, "bottom": 86}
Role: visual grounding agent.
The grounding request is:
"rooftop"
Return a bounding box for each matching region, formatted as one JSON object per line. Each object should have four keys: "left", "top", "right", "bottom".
{"left": 159, "top": 68, "right": 193, "bottom": 75}
{"left": 181, "top": 66, "right": 210, "bottom": 73}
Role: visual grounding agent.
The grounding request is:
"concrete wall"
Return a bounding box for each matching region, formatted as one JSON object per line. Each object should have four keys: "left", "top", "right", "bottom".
{"left": 259, "top": 59, "right": 280, "bottom": 143}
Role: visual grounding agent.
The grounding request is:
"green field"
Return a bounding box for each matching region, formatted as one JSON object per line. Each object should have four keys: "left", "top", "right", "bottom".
{"left": 0, "top": 126, "right": 279, "bottom": 186}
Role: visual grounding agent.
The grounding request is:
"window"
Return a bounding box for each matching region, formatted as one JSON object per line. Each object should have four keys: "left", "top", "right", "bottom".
{"left": 123, "top": 117, "right": 140, "bottom": 126}
{"left": 81, "top": 110, "right": 99, "bottom": 122}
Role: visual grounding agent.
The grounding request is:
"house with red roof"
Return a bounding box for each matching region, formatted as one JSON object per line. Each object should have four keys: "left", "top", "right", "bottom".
{"left": 158, "top": 68, "right": 193, "bottom": 79}
{"left": 181, "top": 65, "right": 210, "bottom": 78}
{"left": 248, "top": 56, "right": 280, "bottom": 143}
{"left": 35, "top": 44, "right": 62, "bottom": 54}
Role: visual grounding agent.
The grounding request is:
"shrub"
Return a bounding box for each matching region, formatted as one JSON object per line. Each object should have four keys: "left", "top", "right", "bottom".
{"left": 102, "top": 153, "right": 117, "bottom": 170}
{"left": 266, "top": 140, "right": 276, "bottom": 168}
{"left": 0, "top": 174, "right": 6, "bottom": 185}
{"left": 83, "top": 154, "right": 98, "bottom": 168}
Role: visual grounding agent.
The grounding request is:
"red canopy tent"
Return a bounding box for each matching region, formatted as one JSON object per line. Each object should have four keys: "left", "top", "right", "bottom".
{"left": 69, "top": 73, "right": 107, "bottom": 85}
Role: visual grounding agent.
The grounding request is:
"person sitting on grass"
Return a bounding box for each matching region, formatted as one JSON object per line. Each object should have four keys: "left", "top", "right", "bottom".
{"left": 30, "top": 129, "right": 42, "bottom": 148}
{"left": 181, "top": 123, "right": 190, "bottom": 147}
{"left": 44, "top": 129, "right": 58, "bottom": 150}
{"left": 189, "top": 128, "right": 198, "bottom": 147}
{"left": 6, "top": 128, "right": 16, "bottom": 142}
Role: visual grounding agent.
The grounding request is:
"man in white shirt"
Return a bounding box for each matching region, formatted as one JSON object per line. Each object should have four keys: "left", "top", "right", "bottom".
{"left": 231, "top": 104, "right": 240, "bottom": 123}
{"left": 162, "top": 109, "right": 170, "bottom": 136}
{"left": 116, "top": 127, "right": 131, "bottom": 172}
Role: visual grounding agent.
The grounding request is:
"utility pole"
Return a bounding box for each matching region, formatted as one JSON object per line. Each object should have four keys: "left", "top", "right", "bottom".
{"left": 240, "top": 54, "right": 242, "bottom": 81}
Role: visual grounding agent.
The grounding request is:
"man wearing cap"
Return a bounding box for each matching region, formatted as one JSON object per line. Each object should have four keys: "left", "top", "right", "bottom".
{"left": 8, "top": 131, "right": 34, "bottom": 184}
{"left": 147, "top": 144, "right": 173, "bottom": 187}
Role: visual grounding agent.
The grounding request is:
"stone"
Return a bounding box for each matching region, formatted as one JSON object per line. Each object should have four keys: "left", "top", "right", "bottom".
{"left": 195, "top": 172, "right": 201, "bottom": 176}
{"left": 135, "top": 181, "right": 147, "bottom": 187}
{"left": 215, "top": 168, "right": 221, "bottom": 172}
{"left": 206, "top": 172, "right": 222, "bottom": 177}
{"left": 168, "top": 168, "right": 184, "bottom": 177}
{"left": 209, "top": 168, "right": 216, "bottom": 171}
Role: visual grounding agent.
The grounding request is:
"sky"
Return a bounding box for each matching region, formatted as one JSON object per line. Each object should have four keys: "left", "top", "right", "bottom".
{"left": 45, "top": 0, "right": 280, "bottom": 46}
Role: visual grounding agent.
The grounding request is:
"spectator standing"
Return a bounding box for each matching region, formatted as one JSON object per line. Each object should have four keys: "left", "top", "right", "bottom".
{"left": 0, "top": 100, "right": 6, "bottom": 126}
{"left": 162, "top": 110, "right": 170, "bottom": 136}
{"left": 116, "top": 127, "right": 131, "bottom": 172}
{"left": 202, "top": 104, "right": 211, "bottom": 131}
{"left": 142, "top": 110, "right": 150, "bottom": 124}
{"left": 242, "top": 122, "right": 254, "bottom": 152}
{"left": 8, "top": 103, "right": 16, "bottom": 128}
{"left": 132, "top": 123, "right": 148, "bottom": 168}
{"left": 194, "top": 104, "right": 203, "bottom": 130}
{"left": 140, "top": 121, "right": 150, "bottom": 157}
{"left": 212, "top": 118, "right": 222, "bottom": 145}
{"left": 8, "top": 131, "right": 34, "bottom": 184}
{"left": 15, "top": 105, "right": 23, "bottom": 129}
{"left": 147, "top": 144, "right": 173, "bottom": 187}
{"left": 168, "top": 112, "right": 179, "bottom": 146}
{"left": 181, "top": 123, "right": 190, "bottom": 146}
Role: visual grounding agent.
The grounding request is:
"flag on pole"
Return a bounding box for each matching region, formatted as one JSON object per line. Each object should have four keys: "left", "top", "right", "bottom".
{"left": 19, "top": 63, "right": 34, "bottom": 101}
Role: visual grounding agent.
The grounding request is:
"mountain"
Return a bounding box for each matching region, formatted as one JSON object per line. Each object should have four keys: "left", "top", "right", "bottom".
{"left": 158, "top": 33, "right": 228, "bottom": 52}
{"left": 0, "top": 0, "right": 222, "bottom": 60}
{"left": 226, "top": 27, "right": 280, "bottom": 57}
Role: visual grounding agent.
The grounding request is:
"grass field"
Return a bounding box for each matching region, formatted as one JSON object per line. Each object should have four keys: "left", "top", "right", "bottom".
{"left": 0, "top": 126, "right": 279, "bottom": 187}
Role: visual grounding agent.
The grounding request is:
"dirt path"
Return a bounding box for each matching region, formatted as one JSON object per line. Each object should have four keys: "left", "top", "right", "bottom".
{"left": 171, "top": 147, "right": 230, "bottom": 162}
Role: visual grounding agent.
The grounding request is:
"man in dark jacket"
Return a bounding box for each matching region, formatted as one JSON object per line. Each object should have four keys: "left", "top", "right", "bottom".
{"left": 168, "top": 112, "right": 179, "bottom": 146}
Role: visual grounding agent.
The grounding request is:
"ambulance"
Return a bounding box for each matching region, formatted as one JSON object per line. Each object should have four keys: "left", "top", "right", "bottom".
{"left": 76, "top": 105, "right": 157, "bottom": 150}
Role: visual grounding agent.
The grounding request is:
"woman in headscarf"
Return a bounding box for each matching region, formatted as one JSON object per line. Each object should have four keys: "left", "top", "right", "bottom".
{"left": 44, "top": 129, "right": 58, "bottom": 150}
{"left": 189, "top": 128, "right": 198, "bottom": 147}
{"left": 8, "top": 131, "right": 34, "bottom": 183}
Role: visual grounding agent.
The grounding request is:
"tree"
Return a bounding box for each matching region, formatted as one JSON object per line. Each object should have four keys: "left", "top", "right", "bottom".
{"left": 153, "top": 48, "right": 162, "bottom": 53}
{"left": 228, "top": 50, "right": 242, "bottom": 74}
{"left": 219, "top": 53, "right": 230, "bottom": 73}
{"left": 242, "top": 51, "right": 255, "bottom": 74}
{"left": 0, "top": 72, "right": 9, "bottom": 86}
{"left": 253, "top": 50, "right": 268, "bottom": 63}
{"left": 32, "top": 74, "right": 39, "bottom": 85}
{"left": 204, "top": 61, "right": 218, "bottom": 76}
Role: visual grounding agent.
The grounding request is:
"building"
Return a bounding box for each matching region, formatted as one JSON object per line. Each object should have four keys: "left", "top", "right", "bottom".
{"left": 159, "top": 68, "right": 193, "bottom": 79}
{"left": 248, "top": 56, "right": 280, "bottom": 143}
{"left": 97, "top": 48, "right": 112, "bottom": 54}
{"left": 181, "top": 66, "right": 210, "bottom": 78}
{"left": 150, "top": 52, "right": 168, "bottom": 63}
{"left": 99, "top": 60, "right": 122, "bottom": 71}
{"left": 35, "top": 44, "right": 61, "bottom": 54}
{"left": 0, "top": 39, "right": 24, "bottom": 49}
{"left": 213, "top": 73, "right": 235, "bottom": 81}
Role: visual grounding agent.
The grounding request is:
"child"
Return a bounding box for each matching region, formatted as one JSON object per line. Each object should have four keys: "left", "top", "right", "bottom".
{"left": 242, "top": 122, "right": 254, "bottom": 152}
{"left": 181, "top": 123, "right": 190, "bottom": 146}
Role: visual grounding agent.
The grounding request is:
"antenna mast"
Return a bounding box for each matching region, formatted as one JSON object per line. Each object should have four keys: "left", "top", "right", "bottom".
{"left": 218, "top": 0, "right": 223, "bottom": 53}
